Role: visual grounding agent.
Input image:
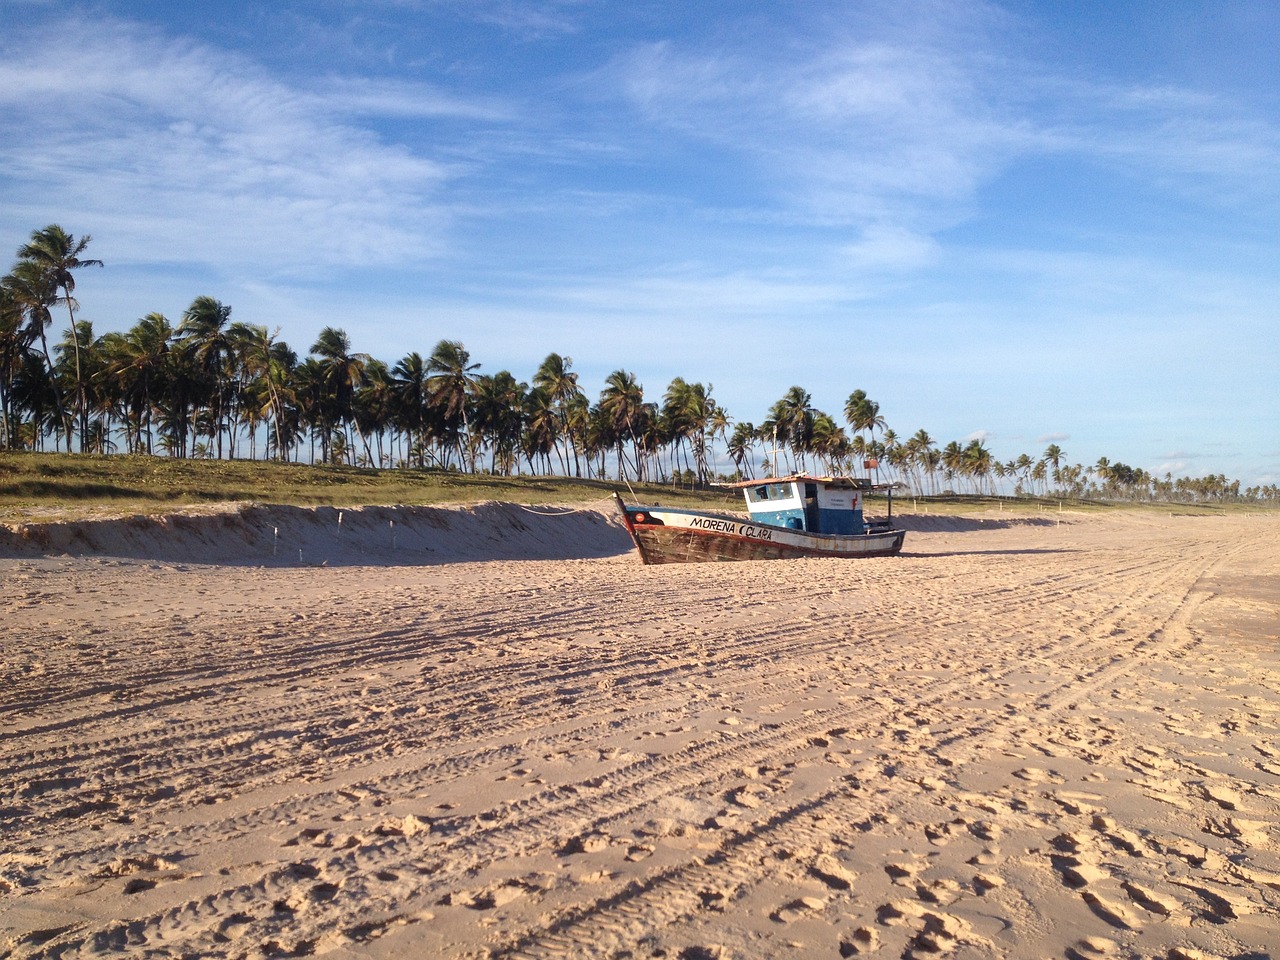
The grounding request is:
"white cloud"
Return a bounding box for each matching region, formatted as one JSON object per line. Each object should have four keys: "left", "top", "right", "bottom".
{"left": 313, "top": 76, "right": 513, "bottom": 122}
{"left": 600, "top": 5, "right": 1280, "bottom": 246}
{"left": 0, "top": 16, "right": 471, "bottom": 276}
{"left": 841, "top": 225, "right": 939, "bottom": 272}
{"left": 607, "top": 31, "right": 1011, "bottom": 227}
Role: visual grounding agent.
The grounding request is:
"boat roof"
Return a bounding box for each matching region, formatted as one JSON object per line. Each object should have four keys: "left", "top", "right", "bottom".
{"left": 720, "top": 474, "right": 889, "bottom": 491}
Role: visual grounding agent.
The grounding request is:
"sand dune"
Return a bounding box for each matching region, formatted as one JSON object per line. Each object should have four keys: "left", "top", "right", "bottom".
{"left": 0, "top": 500, "right": 632, "bottom": 566}
{"left": 2, "top": 505, "right": 1278, "bottom": 958}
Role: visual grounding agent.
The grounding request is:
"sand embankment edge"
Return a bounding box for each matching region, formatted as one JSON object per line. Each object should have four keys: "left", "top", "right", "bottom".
{"left": 0, "top": 501, "right": 635, "bottom": 565}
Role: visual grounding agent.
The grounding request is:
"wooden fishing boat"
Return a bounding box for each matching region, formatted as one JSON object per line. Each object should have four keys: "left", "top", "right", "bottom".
{"left": 616, "top": 475, "right": 905, "bottom": 564}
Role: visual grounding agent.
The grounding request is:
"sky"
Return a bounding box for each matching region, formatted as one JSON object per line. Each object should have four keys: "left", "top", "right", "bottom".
{"left": 2, "top": 0, "right": 1277, "bottom": 486}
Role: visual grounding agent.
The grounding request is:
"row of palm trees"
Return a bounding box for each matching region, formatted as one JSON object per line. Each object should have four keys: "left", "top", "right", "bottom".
{"left": 3, "top": 225, "right": 1275, "bottom": 502}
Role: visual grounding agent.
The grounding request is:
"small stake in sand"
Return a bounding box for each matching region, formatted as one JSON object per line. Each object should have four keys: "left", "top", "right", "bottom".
{"left": 273, "top": 526, "right": 279, "bottom": 558}
{"left": 390, "top": 519, "right": 396, "bottom": 549}
{"left": 338, "top": 511, "right": 344, "bottom": 534}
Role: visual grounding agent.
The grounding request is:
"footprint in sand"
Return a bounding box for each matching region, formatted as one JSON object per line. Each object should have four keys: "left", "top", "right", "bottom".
{"left": 1198, "top": 782, "right": 1245, "bottom": 811}
{"left": 1090, "top": 816, "right": 1148, "bottom": 857}
{"left": 839, "top": 927, "right": 879, "bottom": 956}
{"left": 1051, "top": 854, "right": 1109, "bottom": 889}
{"left": 1047, "top": 790, "right": 1105, "bottom": 816}
{"left": 1081, "top": 890, "right": 1142, "bottom": 930}
{"left": 1065, "top": 936, "right": 1119, "bottom": 959}
{"left": 1119, "top": 879, "right": 1178, "bottom": 917}
{"left": 1169, "top": 880, "right": 1254, "bottom": 922}
{"left": 1202, "top": 816, "right": 1270, "bottom": 846}
{"left": 809, "top": 854, "right": 858, "bottom": 891}
{"left": 885, "top": 859, "right": 928, "bottom": 885}
{"left": 973, "top": 872, "right": 1004, "bottom": 894}
{"left": 771, "top": 895, "right": 826, "bottom": 923}
{"left": 445, "top": 879, "right": 536, "bottom": 910}
{"left": 876, "top": 900, "right": 981, "bottom": 956}
{"left": 560, "top": 831, "right": 612, "bottom": 855}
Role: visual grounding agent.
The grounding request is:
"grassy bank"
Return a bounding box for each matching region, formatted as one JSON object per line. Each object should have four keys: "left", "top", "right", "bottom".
{"left": 0, "top": 451, "right": 1263, "bottom": 522}
{"left": 0, "top": 452, "right": 743, "bottom": 520}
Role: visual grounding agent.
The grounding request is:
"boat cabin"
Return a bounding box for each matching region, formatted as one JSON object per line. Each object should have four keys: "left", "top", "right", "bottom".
{"left": 732, "top": 475, "right": 877, "bottom": 536}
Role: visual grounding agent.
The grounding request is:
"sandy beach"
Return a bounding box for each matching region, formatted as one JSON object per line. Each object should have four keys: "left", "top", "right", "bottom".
{"left": 2, "top": 503, "right": 1278, "bottom": 959}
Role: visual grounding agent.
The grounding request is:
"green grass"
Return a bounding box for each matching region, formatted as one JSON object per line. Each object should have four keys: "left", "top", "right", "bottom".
{"left": 1, "top": 452, "right": 1265, "bottom": 522}
{"left": 0, "top": 451, "right": 744, "bottom": 520}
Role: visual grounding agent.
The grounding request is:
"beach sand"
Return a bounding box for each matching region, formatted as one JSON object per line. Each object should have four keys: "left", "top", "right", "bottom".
{"left": 2, "top": 503, "right": 1278, "bottom": 958}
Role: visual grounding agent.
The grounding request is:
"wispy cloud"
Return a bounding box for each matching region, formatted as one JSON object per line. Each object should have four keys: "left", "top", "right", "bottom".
{"left": 466, "top": 0, "right": 590, "bottom": 38}
{"left": 0, "top": 16, "right": 492, "bottom": 275}
{"left": 599, "top": 4, "right": 1280, "bottom": 252}
{"left": 313, "top": 76, "right": 514, "bottom": 122}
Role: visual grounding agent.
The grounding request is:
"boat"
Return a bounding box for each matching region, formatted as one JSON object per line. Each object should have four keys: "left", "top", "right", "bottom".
{"left": 615, "top": 475, "right": 905, "bottom": 564}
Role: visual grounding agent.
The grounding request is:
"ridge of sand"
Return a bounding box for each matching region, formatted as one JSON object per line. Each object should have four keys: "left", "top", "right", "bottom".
{"left": 0, "top": 500, "right": 632, "bottom": 566}
{"left": 2, "top": 510, "right": 1278, "bottom": 958}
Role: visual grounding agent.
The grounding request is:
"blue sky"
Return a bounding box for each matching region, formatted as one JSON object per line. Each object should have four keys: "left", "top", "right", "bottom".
{"left": 2, "top": 0, "right": 1277, "bottom": 485}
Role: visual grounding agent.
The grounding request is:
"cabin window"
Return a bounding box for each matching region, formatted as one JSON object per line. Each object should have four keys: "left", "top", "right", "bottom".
{"left": 748, "top": 483, "right": 799, "bottom": 503}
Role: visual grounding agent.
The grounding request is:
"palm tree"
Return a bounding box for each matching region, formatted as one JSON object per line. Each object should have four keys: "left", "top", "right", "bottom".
{"left": 844, "top": 389, "right": 886, "bottom": 477}
{"left": 1092, "top": 457, "right": 1112, "bottom": 494}
{"left": 391, "top": 352, "right": 431, "bottom": 466}
{"left": 533, "top": 353, "right": 584, "bottom": 476}
{"left": 2, "top": 260, "right": 66, "bottom": 447}
{"left": 598, "top": 370, "right": 645, "bottom": 480}
{"left": 727, "top": 421, "right": 756, "bottom": 479}
{"left": 472, "top": 371, "right": 526, "bottom": 474}
{"left": 768, "top": 386, "right": 815, "bottom": 473}
{"left": 522, "top": 386, "right": 559, "bottom": 474}
{"left": 963, "top": 439, "right": 993, "bottom": 494}
{"left": 662, "top": 378, "right": 716, "bottom": 485}
{"left": 906, "top": 429, "right": 936, "bottom": 494}
{"left": 100, "top": 313, "right": 175, "bottom": 454}
{"left": 178, "top": 296, "right": 236, "bottom": 458}
{"left": 59, "top": 319, "right": 112, "bottom": 452}
{"left": 941, "top": 440, "right": 965, "bottom": 492}
{"left": 1042, "top": 443, "right": 1064, "bottom": 491}
{"left": 844, "top": 389, "right": 885, "bottom": 437}
{"left": 809, "top": 412, "right": 849, "bottom": 475}
{"left": 661, "top": 377, "right": 694, "bottom": 481}
{"left": 1012, "top": 453, "right": 1033, "bottom": 494}
{"left": 426, "top": 339, "right": 479, "bottom": 470}
{"left": 707, "top": 405, "right": 733, "bottom": 480}
{"left": 310, "top": 327, "right": 369, "bottom": 464}
{"left": 353, "top": 358, "right": 396, "bottom": 466}
{"left": 229, "top": 322, "right": 294, "bottom": 461}
{"left": 919, "top": 446, "right": 942, "bottom": 495}
{"left": 0, "top": 280, "right": 29, "bottom": 448}
{"left": 1031, "top": 459, "right": 1047, "bottom": 494}
{"left": 14, "top": 226, "right": 102, "bottom": 450}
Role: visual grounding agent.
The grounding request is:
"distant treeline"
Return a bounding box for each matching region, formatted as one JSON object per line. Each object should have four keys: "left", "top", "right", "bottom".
{"left": 3, "top": 225, "right": 1275, "bottom": 503}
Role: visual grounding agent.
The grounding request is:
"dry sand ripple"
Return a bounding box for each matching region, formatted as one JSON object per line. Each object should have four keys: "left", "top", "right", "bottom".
{"left": 2, "top": 506, "right": 1278, "bottom": 958}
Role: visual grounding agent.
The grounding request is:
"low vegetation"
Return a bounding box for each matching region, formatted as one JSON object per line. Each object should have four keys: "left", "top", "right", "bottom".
{"left": 0, "top": 451, "right": 743, "bottom": 520}
{"left": 2, "top": 452, "right": 1265, "bottom": 526}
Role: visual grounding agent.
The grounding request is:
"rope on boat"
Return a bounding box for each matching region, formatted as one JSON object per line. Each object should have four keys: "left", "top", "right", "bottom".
{"left": 509, "top": 495, "right": 621, "bottom": 516}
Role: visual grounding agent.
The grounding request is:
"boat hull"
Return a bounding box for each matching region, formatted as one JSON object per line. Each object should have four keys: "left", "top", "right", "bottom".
{"left": 616, "top": 500, "right": 905, "bottom": 564}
